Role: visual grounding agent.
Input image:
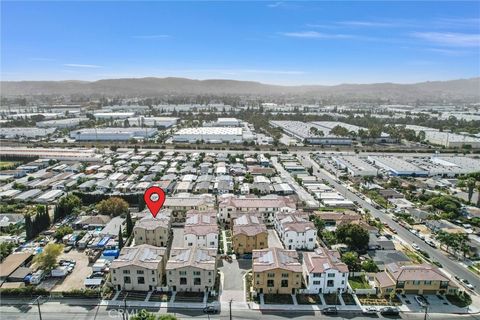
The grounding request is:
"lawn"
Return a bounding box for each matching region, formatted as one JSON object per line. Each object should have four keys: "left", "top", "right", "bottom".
{"left": 296, "top": 294, "right": 322, "bottom": 305}
{"left": 404, "top": 249, "right": 423, "bottom": 264}
{"left": 174, "top": 292, "right": 204, "bottom": 303}
{"left": 0, "top": 161, "right": 17, "bottom": 170}
{"left": 323, "top": 293, "right": 341, "bottom": 305}
{"left": 357, "top": 294, "right": 402, "bottom": 306}
{"left": 263, "top": 294, "right": 293, "bottom": 305}
{"left": 348, "top": 276, "right": 371, "bottom": 290}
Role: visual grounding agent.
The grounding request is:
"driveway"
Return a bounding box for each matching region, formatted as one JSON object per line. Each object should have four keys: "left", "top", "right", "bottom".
{"left": 171, "top": 227, "right": 184, "bottom": 247}
{"left": 268, "top": 229, "right": 284, "bottom": 249}
{"left": 219, "top": 258, "right": 251, "bottom": 303}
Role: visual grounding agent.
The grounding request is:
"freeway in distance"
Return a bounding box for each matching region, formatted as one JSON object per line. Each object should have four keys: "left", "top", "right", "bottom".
{"left": 301, "top": 154, "right": 480, "bottom": 294}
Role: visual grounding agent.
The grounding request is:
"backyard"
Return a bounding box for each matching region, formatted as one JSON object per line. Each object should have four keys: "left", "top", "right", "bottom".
{"left": 348, "top": 276, "right": 371, "bottom": 290}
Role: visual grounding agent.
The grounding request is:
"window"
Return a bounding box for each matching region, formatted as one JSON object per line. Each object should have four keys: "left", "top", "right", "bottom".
{"left": 208, "top": 271, "right": 212, "bottom": 275}
{"left": 267, "top": 273, "right": 275, "bottom": 278}
{"left": 313, "top": 273, "right": 322, "bottom": 278}
{"left": 397, "top": 281, "right": 405, "bottom": 288}
{"left": 179, "top": 271, "right": 187, "bottom": 276}
{"left": 152, "top": 278, "right": 155, "bottom": 282}
{"left": 313, "top": 281, "right": 321, "bottom": 285}
{"left": 151, "top": 270, "right": 155, "bottom": 275}
{"left": 113, "top": 277, "right": 117, "bottom": 281}
{"left": 140, "top": 237, "right": 143, "bottom": 240}
{"left": 209, "top": 279, "right": 212, "bottom": 283}
{"left": 137, "top": 270, "right": 144, "bottom": 275}
{"left": 327, "top": 280, "right": 334, "bottom": 287}
{"left": 281, "top": 273, "right": 289, "bottom": 278}
{"left": 289, "top": 239, "right": 293, "bottom": 243}
{"left": 193, "top": 271, "right": 201, "bottom": 276}
{"left": 259, "top": 242, "right": 264, "bottom": 246}
{"left": 137, "top": 277, "right": 145, "bottom": 284}
{"left": 112, "top": 270, "right": 116, "bottom": 274}
{"left": 124, "top": 276, "right": 131, "bottom": 284}
{"left": 281, "top": 280, "right": 288, "bottom": 287}
{"left": 194, "top": 278, "right": 201, "bottom": 285}
{"left": 180, "top": 277, "right": 187, "bottom": 285}
{"left": 123, "top": 270, "right": 130, "bottom": 274}
{"left": 308, "top": 238, "right": 313, "bottom": 242}
{"left": 327, "top": 273, "right": 335, "bottom": 278}
{"left": 267, "top": 280, "right": 274, "bottom": 287}
{"left": 188, "top": 243, "right": 193, "bottom": 246}
{"left": 424, "top": 280, "right": 432, "bottom": 285}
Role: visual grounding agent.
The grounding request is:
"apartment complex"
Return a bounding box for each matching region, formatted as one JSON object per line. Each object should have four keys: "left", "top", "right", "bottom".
{"left": 252, "top": 247, "right": 303, "bottom": 295}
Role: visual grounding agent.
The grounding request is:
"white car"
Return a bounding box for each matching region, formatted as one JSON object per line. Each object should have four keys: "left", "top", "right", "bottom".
{"left": 362, "top": 307, "right": 378, "bottom": 314}
{"left": 412, "top": 243, "right": 420, "bottom": 250}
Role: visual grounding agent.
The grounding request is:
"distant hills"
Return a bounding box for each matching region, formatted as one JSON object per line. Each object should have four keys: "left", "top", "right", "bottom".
{"left": 1, "top": 77, "right": 479, "bottom": 102}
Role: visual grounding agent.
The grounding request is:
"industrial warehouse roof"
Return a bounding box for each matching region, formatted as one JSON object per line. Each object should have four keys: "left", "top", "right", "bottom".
{"left": 175, "top": 127, "right": 242, "bottom": 135}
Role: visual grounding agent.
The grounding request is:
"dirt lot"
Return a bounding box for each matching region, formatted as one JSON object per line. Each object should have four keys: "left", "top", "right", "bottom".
{"left": 52, "top": 249, "right": 92, "bottom": 292}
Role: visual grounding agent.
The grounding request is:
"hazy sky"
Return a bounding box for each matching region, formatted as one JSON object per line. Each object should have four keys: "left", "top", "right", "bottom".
{"left": 1, "top": 1, "right": 479, "bottom": 85}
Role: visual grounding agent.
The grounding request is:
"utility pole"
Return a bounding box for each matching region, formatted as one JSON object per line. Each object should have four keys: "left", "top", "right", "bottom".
{"left": 424, "top": 305, "right": 428, "bottom": 320}
{"left": 123, "top": 292, "right": 129, "bottom": 320}
{"left": 33, "top": 295, "right": 43, "bottom": 320}
{"left": 229, "top": 299, "right": 233, "bottom": 320}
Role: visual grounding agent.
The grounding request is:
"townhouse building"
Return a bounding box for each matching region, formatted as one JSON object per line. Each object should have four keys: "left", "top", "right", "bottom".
{"left": 232, "top": 214, "right": 268, "bottom": 255}
{"left": 183, "top": 210, "right": 219, "bottom": 249}
{"left": 133, "top": 210, "right": 172, "bottom": 247}
{"left": 110, "top": 245, "right": 167, "bottom": 291}
{"left": 274, "top": 212, "right": 316, "bottom": 250}
{"left": 252, "top": 247, "right": 303, "bottom": 295}
{"left": 166, "top": 247, "right": 217, "bottom": 292}
{"left": 302, "top": 247, "right": 349, "bottom": 294}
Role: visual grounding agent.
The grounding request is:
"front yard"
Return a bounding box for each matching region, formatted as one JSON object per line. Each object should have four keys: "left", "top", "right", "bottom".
{"left": 296, "top": 294, "right": 322, "bottom": 305}
{"left": 264, "top": 294, "right": 294, "bottom": 305}
{"left": 148, "top": 291, "right": 172, "bottom": 302}
{"left": 357, "top": 294, "right": 402, "bottom": 306}
{"left": 342, "top": 293, "right": 357, "bottom": 305}
{"left": 323, "top": 293, "right": 341, "bottom": 305}
{"left": 446, "top": 292, "right": 472, "bottom": 308}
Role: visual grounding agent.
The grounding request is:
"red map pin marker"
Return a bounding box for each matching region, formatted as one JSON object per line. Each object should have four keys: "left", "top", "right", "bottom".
{"left": 144, "top": 186, "right": 166, "bottom": 218}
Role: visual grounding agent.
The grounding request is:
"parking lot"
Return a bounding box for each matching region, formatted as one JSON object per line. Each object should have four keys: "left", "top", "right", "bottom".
{"left": 52, "top": 249, "right": 92, "bottom": 292}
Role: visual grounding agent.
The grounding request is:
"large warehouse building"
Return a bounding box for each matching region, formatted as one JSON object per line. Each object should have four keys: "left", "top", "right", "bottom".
{"left": 123, "top": 116, "right": 179, "bottom": 128}
{"left": 332, "top": 156, "right": 378, "bottom": 177}
{"left": 70, "top": 128, "right": 157, "bottom": 141}
{"left": 405, "top": 125, "right": 480, "bottom": 148}
{"left": 367, "top": 156, "right": 428, "bottom": 177}
{"left": 173, "top": 127, "right": 244, "bottom": 143}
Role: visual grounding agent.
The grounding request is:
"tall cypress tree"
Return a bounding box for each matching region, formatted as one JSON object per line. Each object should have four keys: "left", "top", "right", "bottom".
{"left": 25, "top": 214, "right": 32, "bottom": 240}
{"left": 126, "top": 211, "right": 133, "bottom": 237}
{"left": 118, "top": 227, "right": 124, "bottom": 250}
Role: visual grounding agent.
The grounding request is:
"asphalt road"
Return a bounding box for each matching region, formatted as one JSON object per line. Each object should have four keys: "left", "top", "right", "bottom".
{"left": 1, "top": 301, "right": 479, "bottom": 320}
{"left": 301, "top": 154, "right": 480, "bottom": 294}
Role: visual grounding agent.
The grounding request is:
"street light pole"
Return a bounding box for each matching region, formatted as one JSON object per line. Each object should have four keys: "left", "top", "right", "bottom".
{"left": 229, "top": 299, "right": 233, "bottom": 320}
{"left": 424, "top": 305, "right": 428, "bottom": 320}
{"left": 33, "top": 295, "right": 43, "bottom": 320}
{"left": 124, "top": 292, "right": 129, "bottom": 320}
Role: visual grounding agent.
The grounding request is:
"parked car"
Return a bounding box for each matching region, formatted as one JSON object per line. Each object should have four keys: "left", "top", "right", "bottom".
{"left": 322, "top": 307, "right": 338, "bottom": 315}
{"left": 380, "top": 307, "right": 400, "bottom": 316}
{"left": 414, "top": 295, "right": 428, "bottom": 307}
{"left": 203, "top": 306, "right": 218, "bottom": 314}
{"left": 412, "top": 243, "right": 420, "bottom": 250}
{"left": 425, "top": 239, "right": 437, "bottom": 248}
{"left": 362, "top": 307, "right": 378, "bottom": 314}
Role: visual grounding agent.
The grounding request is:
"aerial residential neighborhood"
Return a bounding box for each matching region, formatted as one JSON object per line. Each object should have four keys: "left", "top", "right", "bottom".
{"left": 1, "top": 1, "right": 480, "bottom": 320}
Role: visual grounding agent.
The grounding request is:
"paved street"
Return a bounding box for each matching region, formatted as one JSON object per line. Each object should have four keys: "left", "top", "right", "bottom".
{"left": 301, "top": 154, "right": 480, "bottom": 294}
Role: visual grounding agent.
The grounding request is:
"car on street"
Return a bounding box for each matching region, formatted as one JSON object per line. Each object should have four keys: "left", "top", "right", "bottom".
{"left": 425, "top": 239, "right": 437, "bottom": 248}
{"left": 412, "top": 243, "right": 420, "bottom": 250}
{"left": 380, "top": 307, "right": 400, "bottom": 316}
{"left": 461, "top": 279, "right": 475, "bottom": 290}
{"left": 322, "top": 307, "right": 338, "bottom": 315}
{"left": 362, "top": 307, "right": 378, "bottom": 314}
{"left": 203, "top": 306, "right": 218, "bottom": 314}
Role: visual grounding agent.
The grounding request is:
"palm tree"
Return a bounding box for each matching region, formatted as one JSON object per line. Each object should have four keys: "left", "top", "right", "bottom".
{"left": 467, "top": 178, "right": 476, "bottom": 204}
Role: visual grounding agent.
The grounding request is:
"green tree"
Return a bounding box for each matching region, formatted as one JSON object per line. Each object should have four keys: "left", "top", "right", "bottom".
{"left": 0, "top": 242, "right": 15, "bottom": 261}
{"left": 25, "top": 214, "right": 33, "bottom": 240}
{"left": 96, "top": 197, "right": 129, "bottom": 217}
{"left": 55, "top": 225, "right": 74, "bottom": 241}
{"left": 341, "top": 251, "right": 360, "bottom": 271}
{"left": 55, "top": 194, "right": 82, "bottom": 222}
{"left": 118, "top": 227, "right": 124, "bottom": 250}
{"left": 466, "top": 178, "right": 476, "bottom": 204}
{"left": 34, "top": 243, "right": 64, "bottom": 272}
{"left": 336, "top": 223, "right": 370, "bottom": 252}
{"left": 126, "top": 211, "right": 133, "bottom": 237}
{"left": 361, "top": 259, "right": 379, "bottom": 272}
